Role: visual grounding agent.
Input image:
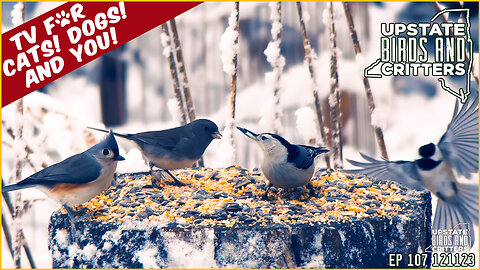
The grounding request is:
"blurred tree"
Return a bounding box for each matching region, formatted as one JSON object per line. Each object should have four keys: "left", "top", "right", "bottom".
{"left": 100, "top": 46, "right": 127, "bottom": 127}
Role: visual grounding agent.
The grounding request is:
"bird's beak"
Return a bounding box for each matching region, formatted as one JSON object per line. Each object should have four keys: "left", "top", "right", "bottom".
{"left": 212, "top": 131, "right": 222, "bottom": 139}
{"left": 236, "top": 126, "right": 259, "bottom": 141}
{"left": 113, "top": 155, "right": 125, "bottom": 161}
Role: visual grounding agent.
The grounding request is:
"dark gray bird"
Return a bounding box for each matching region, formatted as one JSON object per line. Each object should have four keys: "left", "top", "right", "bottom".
{"left": 347, "top": 97, "right": 478, "bottom": 247}
{"left": 89, "top": 119, "right": 222, "bottom": 185}
{"left": 237, "top": 127, "right": 329, "bottom": 199}
{"left": 2, "top": 130, "right": 124, "bottom": 224}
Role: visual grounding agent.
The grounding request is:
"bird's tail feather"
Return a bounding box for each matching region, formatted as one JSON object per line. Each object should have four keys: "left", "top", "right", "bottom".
{"left": 87, "top": 127, "right": 130, "bottom": 139}
{"left": 314, "top": 147, "right": 329, "bottom": 156}
{"left": 433, "top": 182, "right": 478, "bottom": 248}
{"left": 2, "top": 183, "right": 36, "bottom": 193}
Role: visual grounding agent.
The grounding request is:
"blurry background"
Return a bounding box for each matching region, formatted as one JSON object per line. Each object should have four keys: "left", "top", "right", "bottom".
{"left": 2, "top": 1, "right": 479, "bottom": 268}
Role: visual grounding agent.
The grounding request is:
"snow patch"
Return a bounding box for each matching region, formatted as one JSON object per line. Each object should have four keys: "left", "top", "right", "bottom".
{"left": 220, "top": 8, "right": 239, "bottom": 76}
{"left": 264, "top": 41, "right": 285, "bottom": 70}
{"left": 259, "top": 98, "right": 281, "bottom": 133}
{"left": 303, "top": 233, "right": 325, "bottom": 268}
{"left": 134, "top": 244, "right": 160, "bottom": 268}
{"left": 66, "top": 243, "right": 81, "bottom": 267}
{"left": 295, "top": 106, "right": 318, "bottom": 143}
{"left": 321, "top": 8, "right": 330, "bottom": 26}
{"left": 54, "top": 229, "right": 70, "bottom": 249}
{"left": 82, "top": 244, "right": 97, "bottom": 260}
{"left": 214, "top": 118, "right": 236, "bottom": 167}
{"left": 102, "top": 228, "right": 123, "bottom": 244}
{"left": 164, "top": 230, "right": 217, "bottom": 268}
{"left": 167, "top": 98, "right": 182, "bottom": 122}
{"left": 338, "top": 230, "right": 346, "bottom": 245}
{"left": 370, "top": 107, "right": 389, "bottom": 129}
{"left": 160, "top": 31, "right": 172, "bottom": 58}
{"left": 302, "top": 10, "right": 310, "bottom": 24}
{"left": 103, "top": 241, "right": 113, "bottom": 251}
{"left": 11, "top": 3, "right": 24, "bottom": 26}
{"left": 396, "top": 221, "right": 405, "bottom": 240}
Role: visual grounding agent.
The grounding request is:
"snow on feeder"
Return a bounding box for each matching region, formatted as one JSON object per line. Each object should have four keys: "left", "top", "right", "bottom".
{"left": 49, "top": 166, "right": 431, "bottom": 268}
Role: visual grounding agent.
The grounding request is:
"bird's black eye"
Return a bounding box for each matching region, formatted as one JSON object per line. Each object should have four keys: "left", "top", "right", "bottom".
{"left": 261, "top": 136, "right": 266, "bottom": 141}
{"left": 204, "top": 126, "right": 209, "bottom": 131}
{"left": 103, "top": 149, "right": 110, "bottom": 156}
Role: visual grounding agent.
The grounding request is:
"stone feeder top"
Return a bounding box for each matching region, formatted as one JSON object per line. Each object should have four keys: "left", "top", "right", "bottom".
{"left": 62, "top": 166, "right": 424, "bottom": 228}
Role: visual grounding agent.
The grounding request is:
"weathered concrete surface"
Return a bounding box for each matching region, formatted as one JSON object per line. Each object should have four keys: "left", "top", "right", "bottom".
{"left": 49, "top": 170, "right": 432, "bottom": 268}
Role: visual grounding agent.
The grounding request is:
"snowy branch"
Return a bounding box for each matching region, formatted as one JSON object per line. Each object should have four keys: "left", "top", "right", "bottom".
{"left": 342, "top": 2, "right": 389, "bottom": 159}
{"left": 264, "top": 2, "right": 284, "bottom": 134}
{"left": 167, "top": 18, "right": 204, "bottom": 166}
{"left": 160, "top": 23, "right": 188, "bottom": 125}
{"left": 11, "top": 2, "right": 24, "bottom": 27}
{"left": 218, "top": 2, "right": 240, "bottom": 164}
{"left": 2, "top": 180, "right": 36, "bottom": 268}
{"left": 296, "top": 2, "right": 330, "bottom": 168}
{"left": 169, "top": 18, "right": 197, "bottom": 123}
{"left": 327, "top": 2, "right": 343, "bottom": 169}
{"left": 10, "top": 5, "right": 27, "bottom": 267}
{"left": 13, "top": 97, "right": 26, "bottom": 270}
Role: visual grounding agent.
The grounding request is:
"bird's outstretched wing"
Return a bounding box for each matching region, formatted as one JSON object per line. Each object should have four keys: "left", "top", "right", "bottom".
{"left": 438, "top": 96, "right": 478, "bottom": 178}
{"left": 4, "top": 153, "right": 102, "bottom": 191}
{"left": 433, "top": 182, "right": 478, "bottom": 248}
{"left": 345, "top": 153, "right": 425, "bottom": 191}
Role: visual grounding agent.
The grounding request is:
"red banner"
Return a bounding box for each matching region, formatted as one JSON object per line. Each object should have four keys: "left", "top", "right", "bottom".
{"left": 1, "top": 1, "right": 202, "bottom": 107}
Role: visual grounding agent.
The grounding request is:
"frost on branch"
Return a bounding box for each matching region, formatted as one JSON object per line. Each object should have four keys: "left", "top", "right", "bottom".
{"left": 220, "top": 8, "right": 239, "bottom": 77}
{"left": 11, "top": 2, "right": 24, "bottom": 27}
{"left": 263, "top": 2, "right": 285, "bottom": 133}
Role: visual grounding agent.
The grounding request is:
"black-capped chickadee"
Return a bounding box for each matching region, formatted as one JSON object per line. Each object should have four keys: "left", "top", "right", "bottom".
{"left": 347, "top": 97, "right": 478, "bottom": 246}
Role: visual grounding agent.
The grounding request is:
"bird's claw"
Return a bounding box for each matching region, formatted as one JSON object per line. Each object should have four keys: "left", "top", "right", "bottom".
{"left": 164, "top": 170, "right": 187, "bottom": 186}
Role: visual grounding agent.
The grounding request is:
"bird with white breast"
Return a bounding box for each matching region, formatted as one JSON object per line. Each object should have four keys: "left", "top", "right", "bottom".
{"left": 237, "top": 126, "right": 329, "bottom": 199}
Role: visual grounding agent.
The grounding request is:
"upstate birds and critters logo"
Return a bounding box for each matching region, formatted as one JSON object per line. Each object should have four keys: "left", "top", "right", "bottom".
{"left": 428, "top": 224, "right": 473, "bottom": 253}
{"left": 365, "top": 8, "right": 473, "bottom": 103}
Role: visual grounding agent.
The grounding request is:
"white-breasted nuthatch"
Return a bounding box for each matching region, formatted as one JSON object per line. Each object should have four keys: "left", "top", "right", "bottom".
{"left": 347, "top": 96, "right": 478, "bottom": 247}
{"left": 237, "top": 127, "right": 329, "bottom": 198}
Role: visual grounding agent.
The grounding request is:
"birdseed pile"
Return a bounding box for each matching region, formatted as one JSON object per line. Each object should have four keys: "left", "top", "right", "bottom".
{"left": 66, "top": 165, "right": 423, "bottom": 227}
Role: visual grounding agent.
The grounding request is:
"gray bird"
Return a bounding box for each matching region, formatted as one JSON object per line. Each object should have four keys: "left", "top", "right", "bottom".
{"left": 237, "top": 127, "right": 329, "bottom": 199}
{"left": 89, "top": 119, "right": 222, "bottom": 185}
{"left": 2, "top": 130, "right": 125, "bottom": 224}
{"left": 346, "top": 97, "right": 478, "bottom": 247}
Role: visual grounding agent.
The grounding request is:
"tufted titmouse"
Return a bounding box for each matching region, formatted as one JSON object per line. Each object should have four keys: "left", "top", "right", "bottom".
{"left": 3, "top": 130, "right": 124, "bottom": 224}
